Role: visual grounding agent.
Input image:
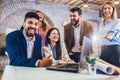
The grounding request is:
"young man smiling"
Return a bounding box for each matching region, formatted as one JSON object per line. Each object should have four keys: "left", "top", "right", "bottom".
{"left": 6, "top": 12, "right": 52, "bottom": 67}
{"left": 64, "top": 7, "right": 93, "bottom": 63}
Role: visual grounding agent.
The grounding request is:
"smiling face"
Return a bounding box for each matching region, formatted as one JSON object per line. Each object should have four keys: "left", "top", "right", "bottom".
{"left": 103, "top": 4, "right": 113, "bottom": 20}
{"left": 48, "top": 29, "right": 59, "bottom": 43}
{"left": 70, "top": 11, "right": 81, "bottom": 26}
{"left": 23, "top": 18, "right": 38, "bottom": 37}
{"left": 36, "top": 12, "right": 44, "bottom": 22}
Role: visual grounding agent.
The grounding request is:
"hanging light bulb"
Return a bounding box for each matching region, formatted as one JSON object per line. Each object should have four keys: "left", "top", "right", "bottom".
{"left": 114, "top": 0, "right": 120, "bottom": 5}
{"left": 83, "top": 4, "right": 88, "bottom": 8}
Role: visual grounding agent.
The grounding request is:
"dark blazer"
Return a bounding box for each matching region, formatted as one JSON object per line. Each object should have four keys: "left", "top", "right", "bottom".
{"left": 6, "top": 28, "right": 42, "bottom": 67}
{"left": 64, "top": 20, "right": 93, "bottom": 53}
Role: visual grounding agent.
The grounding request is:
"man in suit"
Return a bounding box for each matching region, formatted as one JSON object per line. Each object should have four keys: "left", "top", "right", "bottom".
{"left": 6, "top": 12, "right": 52, "bottom": 67}
{"left": 64, "top": 7, "right": 93, "bottom": 63}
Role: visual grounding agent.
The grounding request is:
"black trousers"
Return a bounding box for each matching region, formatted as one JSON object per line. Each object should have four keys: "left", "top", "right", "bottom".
{"left": 69, "top": 52, "right": 81, "bottom": 63}
{"left": 100, "top": 45, "right": 120, "bottom": 68}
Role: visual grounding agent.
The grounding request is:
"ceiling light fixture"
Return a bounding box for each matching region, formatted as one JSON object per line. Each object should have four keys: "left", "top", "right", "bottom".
{"left": 83, "top": 4, "right": 88, "bottom": 8}
{"left": 114, "top": 0, "right": 120, "bottom": 5}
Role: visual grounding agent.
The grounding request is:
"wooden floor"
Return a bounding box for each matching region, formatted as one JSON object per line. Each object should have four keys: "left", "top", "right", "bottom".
{"left": 0, "top": 70, "right": 3, "bottom": 80}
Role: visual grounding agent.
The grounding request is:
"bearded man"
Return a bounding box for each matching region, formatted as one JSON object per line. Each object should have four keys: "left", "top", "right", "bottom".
{"left": 64, "top": 7, "right": 93, "bottom": 63}
{"left": 6, "top": 12, "right": 52, "bottom": 67}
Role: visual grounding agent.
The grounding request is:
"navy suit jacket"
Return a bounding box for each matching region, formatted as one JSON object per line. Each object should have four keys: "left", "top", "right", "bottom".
{"left": 6, "top": 28, "right": 42, "bottom": 67}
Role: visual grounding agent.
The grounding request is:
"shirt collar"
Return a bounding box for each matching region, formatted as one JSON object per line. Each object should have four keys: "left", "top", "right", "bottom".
{"left": 23, "top": 29, "right": 35, "bottom": 41}
{"left": 104, "top": 19, "right": 113, "bottom": 24}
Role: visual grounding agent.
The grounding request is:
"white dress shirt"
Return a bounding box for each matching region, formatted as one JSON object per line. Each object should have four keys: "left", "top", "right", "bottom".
{"left": 71, "top": 25, "right": 81, "bottom": 52}
{"left": 23, "top": 30, "right": 35, "bottom": 59}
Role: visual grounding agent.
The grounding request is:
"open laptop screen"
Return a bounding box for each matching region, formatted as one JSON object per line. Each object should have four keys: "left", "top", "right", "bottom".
{"left": 78, "top": 36, "right": 92, "bottom": 72}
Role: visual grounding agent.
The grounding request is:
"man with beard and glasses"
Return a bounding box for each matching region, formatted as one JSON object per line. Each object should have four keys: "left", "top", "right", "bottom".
{"left": 64, "top": 7, "right": 93, "bottom": 63}
{"left": 6, "top": 12, "right": 52, "bottom": 67}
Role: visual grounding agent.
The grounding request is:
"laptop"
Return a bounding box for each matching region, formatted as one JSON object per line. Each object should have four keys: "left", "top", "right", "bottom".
{"left": 46, "top": 36, "right": 92, "bottom": 73}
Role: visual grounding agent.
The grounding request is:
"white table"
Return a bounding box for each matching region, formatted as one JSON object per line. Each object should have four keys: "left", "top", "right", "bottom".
{"left": 1, "top": 65, "right": 116, "bottom": 80}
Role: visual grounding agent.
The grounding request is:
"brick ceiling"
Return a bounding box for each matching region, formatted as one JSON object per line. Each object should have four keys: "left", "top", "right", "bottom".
{"left": 35, "top": 0, "right": 120, "bottom": 17}
{"left": 1, "top": 0, "right": 120, "bottom": 17}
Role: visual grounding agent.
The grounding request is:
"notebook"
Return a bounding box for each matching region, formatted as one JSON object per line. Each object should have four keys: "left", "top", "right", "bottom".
{"left": 46, "top": 36, "right": 92, "bottom": 73}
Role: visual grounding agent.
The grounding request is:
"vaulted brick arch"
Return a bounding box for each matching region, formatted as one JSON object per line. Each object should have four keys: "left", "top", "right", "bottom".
{"left": 1, "top": 1, "right": 54, "bottom": 33}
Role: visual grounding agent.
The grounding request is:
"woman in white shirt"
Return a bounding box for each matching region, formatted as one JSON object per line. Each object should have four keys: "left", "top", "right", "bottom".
{"left": 42, "top": 28, "right": 74, "bottom": 64}
{"left": 99, "top": 1, "right": 120, "bottom": 67}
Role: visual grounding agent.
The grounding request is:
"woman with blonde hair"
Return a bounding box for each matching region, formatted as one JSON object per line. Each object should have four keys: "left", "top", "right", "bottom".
{"left": 36, "top": 11, "right": 51, "bottom": 46}
{"left": 99, "top": 1, "right": 120, "bottom": 67}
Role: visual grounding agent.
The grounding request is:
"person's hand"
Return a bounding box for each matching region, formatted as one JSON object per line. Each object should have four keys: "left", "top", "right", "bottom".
{"left": 69, "top": 52, "right": 73, "bottom": 55}
{"left": 38, "top": 55, "right": 52, "bottom": 67}
{"left": 78, "top": 46, "right": 82, "bottom": 51}
{"left": 58, "top": 59, "right": 76, "bottom": 64}
{"left": 64, "top": 59, "right": 76, "bottom": 64}
{"left": 104, "top": 34, "right": 114, "bottom": 40}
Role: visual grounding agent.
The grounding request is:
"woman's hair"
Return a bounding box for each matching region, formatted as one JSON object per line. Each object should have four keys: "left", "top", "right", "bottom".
{"left": 45, "top": 28, "right": 62, "bottom": 60}
{"left": 101, "top": 1, "right": 117, "bottom": 20}
{"left": 35, "top": 11, "right": 47, "bottom": 32}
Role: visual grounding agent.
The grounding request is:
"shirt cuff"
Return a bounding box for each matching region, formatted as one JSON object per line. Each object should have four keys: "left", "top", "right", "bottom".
{"left": 35, "top": 60, "right": 40, "bottom": 67}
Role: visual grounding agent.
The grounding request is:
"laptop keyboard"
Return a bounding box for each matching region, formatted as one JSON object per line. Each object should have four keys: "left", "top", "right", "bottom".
{"left": 57, "top": 64, "right": 78, "bottom": 69}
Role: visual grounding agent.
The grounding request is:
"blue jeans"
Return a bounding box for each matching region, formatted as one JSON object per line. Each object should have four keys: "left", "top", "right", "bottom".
{"left": 69, "top": 52, "right": 81, "bottom": 63}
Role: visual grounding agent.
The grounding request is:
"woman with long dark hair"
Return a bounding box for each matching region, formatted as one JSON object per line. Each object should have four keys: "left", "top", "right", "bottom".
{"left": 36, "top": 11, "right": 51, "bottom": 47}
{"left": 42, "top": 28, "right": 74, "bottom": 64}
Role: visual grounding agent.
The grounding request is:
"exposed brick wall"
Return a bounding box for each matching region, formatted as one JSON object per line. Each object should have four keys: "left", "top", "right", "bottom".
{"left": 0, "top": 0, "right": 70, "bottom": 49}
{"left": 0, "top": 0, "right": 101, "bottom": 56}
{"left": 0, "top": 33, "right": 5, "bottom": 48}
